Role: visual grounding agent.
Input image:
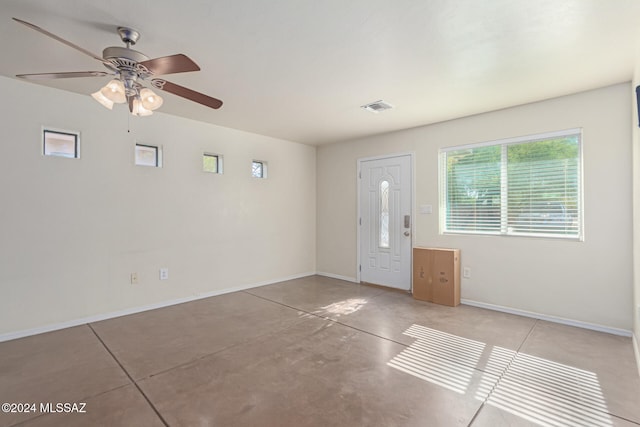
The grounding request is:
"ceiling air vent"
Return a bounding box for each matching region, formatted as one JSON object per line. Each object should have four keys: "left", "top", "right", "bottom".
{"left": 361, "top": 100, "right": 394, "bottom": 113}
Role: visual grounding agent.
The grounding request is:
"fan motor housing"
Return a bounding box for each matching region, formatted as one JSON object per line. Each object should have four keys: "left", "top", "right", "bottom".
{"left": 103, "top": 46, "right": 149, "bottom": 70}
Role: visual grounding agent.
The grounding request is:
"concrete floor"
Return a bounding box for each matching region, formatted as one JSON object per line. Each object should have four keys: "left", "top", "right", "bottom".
{"left": 1, "top": 275, "right": 639, "bottom": 426}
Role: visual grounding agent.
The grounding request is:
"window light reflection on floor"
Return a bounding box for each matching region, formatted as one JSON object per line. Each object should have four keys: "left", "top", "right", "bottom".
{"left": 387, "top": 324, "right": 613, "bottom": 427}
{"left": 482, "top": 345, "right": 517, "bottom": 376}
{"left": 317, "top": 298, "right": 368, "bottom": 316}
{"left": 387, "top": 324, "right": 486, "bottom": 394}
{"left": 486, "top": 351, "right": 613, "bottom": 427}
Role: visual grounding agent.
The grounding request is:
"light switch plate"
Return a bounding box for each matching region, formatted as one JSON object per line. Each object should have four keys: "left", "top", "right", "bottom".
{"left": 159, "top": 268, "right": 169, "bottom": 280}
{"left": 419, "top": 204, "right": 433, "bottom": 214}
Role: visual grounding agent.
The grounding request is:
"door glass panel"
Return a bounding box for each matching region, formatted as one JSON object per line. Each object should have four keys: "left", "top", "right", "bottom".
{"left": 380, "top": 180, "right": 390, "bottom": 248}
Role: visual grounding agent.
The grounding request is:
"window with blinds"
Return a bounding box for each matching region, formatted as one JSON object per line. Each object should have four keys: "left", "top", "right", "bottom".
{"left": 440, "top": 129, "right": 582, "bottom": 239}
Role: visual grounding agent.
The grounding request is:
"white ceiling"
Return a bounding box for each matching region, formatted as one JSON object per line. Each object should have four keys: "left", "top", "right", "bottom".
{"left": 1, "top": 1, "right": 640, "bottom": 145}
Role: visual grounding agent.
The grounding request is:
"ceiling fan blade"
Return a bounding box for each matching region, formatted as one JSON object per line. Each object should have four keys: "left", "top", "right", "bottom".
{"left": 12, "top": 18, "right": 111, "bottom": 66}
{"left": 140, "top": 54, "right": 200, "bottom": 76}
{"left": 151, "top": 79, "right": 223, "bottom": 110}
{"left": 16, "top": 71, "right": 110, "bottom": 80}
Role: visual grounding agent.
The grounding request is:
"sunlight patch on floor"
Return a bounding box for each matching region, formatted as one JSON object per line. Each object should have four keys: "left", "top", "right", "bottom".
{"left": 387, "top": 325, "right": 486, "bottom": 394}
{"left": 318, "top": 298, "right": 368, "bottom": 316}
{"left": 486, "top": 351, "right": 612, "bottom": 427}
{"left": 388, "top": 324, "right": 613, "bottom": 427}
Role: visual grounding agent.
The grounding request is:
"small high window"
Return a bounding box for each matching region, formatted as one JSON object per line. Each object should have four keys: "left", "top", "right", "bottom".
{"left": 252, "top": 160, "right": 267, "bottom": 178}
{"left": 43, "top": 129, "right": 79, "bottom": 158}
{"left": 203, "top": 153, "right": 223, "bottom": 174}
{"left": 135, "top": 144, "right": 161, "bottom": 167}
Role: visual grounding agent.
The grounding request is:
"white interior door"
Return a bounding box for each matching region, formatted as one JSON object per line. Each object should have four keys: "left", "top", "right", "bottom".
{"left": 359, "top": 155, "right": 412, "bottom": 290}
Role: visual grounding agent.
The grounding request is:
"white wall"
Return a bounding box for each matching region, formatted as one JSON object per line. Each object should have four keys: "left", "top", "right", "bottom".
{"left": 632, "top": 55, "right": 640, "bottom": 370}
{"left": 1, "top": 76, "right": 634, "bottom": 337}
{"left": 0, "top": 76, "right": 316, "bottom": 336}
{"left": 318, "top": 83, "right": 633, "bottom": 331}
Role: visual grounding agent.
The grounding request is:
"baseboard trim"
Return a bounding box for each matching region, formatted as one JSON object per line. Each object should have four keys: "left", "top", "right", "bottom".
{"left": 461, "top": 299, "right": 632, "bottom": 337}
{"left": 316, "top": 271, "right": 359, "bottom": 283}
{"left": 633, "top": 333, "right": 640, "bottom": 377}
{"left": 0, "top": 271, "right": 316, "bottom": 343}
{"left": 5, "top": 273, "right": 631, "bottom": 344}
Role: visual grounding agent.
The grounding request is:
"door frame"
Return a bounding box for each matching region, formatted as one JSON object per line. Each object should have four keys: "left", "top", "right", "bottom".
{"left": 356, "top": 152, "right": 415, "bottom": 289}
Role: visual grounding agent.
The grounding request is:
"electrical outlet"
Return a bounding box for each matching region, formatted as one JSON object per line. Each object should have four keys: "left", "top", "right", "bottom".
{"left": 130, "top": 272, "right": 139, "bottom": 285}
{"left": 463, "top": 267, "right": 471, "bottom": 279}
{"left": 159, "top": 268, "right": 169, "bottom": 280}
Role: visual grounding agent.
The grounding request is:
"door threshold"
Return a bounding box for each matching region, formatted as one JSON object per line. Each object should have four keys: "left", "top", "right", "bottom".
{"left": 360, "top": 281, "right": 411, "bottom": 294}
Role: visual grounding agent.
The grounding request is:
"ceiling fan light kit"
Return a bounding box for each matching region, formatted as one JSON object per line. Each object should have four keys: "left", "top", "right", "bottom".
{"left": 100, "top": 79, "right": 126, "bottom": 104}
{"left": 131, "top": 97, "right": 153, "bottom": 116}
{"left": 91, "top": 90, "right": 114, "bottom": 110}
{"left": 139, "top": 87, "right": 163, "bottom": 110}
{"left": 12, "top": 18, "right": 223, "bottom": 117}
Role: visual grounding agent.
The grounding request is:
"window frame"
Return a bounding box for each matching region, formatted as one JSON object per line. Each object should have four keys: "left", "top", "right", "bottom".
{"left": 439, "top": 128, "right": 583, "bottom": 241}
{"left": 135, "top": 143, "right": 162, "bottom": 168}
{"left": 203, "top": 152, "right": 223, "bottom": 174}
{"left": 251, "top": 160, "right": 268, "bottom": 179}
{"left": 42, "top": 128, "right": 80, "bottom": 159}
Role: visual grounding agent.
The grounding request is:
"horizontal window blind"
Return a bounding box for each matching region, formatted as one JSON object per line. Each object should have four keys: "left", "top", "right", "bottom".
{"left": 441, "top": 130, "right": 581, "bottom": 239}
{"left": 444, "top": 145, "right": 501, "bottom": 233}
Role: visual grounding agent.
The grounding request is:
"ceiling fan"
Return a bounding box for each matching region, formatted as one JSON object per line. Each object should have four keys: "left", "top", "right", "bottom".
{"left": 12, "top": 18, "right": 223, "bottom": 116}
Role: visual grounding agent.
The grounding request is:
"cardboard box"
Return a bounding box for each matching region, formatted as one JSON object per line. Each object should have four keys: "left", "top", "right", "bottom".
{"left": 413, "top": 247, "right": 460, "bottom": 307}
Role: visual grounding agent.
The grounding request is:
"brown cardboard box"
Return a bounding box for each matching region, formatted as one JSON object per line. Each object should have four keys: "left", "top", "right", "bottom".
{"left": 412, "top": 247, "right": 460, "bottom": 307}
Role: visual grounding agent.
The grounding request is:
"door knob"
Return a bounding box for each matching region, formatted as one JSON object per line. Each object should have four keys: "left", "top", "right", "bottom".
{"left": 404, "top": 231, "right": 410, "bottom": 236}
